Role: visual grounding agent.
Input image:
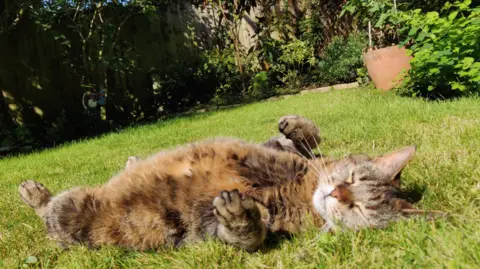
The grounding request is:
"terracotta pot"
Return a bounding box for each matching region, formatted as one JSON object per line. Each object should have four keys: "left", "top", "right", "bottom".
{"left": 363, "top": 45, "right": 413, "bottom": 91}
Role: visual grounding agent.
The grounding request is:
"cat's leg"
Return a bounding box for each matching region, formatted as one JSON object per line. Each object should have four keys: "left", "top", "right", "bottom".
{"left": 19, "top": 180, "right": 96, "bottom": 248}
{"left": 18, "top": 180, "right": 52, "bottom": 219}
{"left": 213, "top": 189, "right": 266, "bottom": 251}
{"left": 278, "top": 115, "right": 321, "bottom": 154}
{"left": 263, "top": 115, "right": 321, "bottom": 158}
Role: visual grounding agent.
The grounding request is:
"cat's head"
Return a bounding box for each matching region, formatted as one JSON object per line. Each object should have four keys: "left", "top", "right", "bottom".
{"left": 313, "top": 146, "right": 443, "bottom": 231}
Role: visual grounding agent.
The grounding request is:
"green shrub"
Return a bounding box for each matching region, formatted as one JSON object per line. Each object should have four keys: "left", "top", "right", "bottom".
{"left": 316, "top": 33, "right": 367, "bottom": 85}
{"left": 248, "top": 71, "right": 272, "bottom": 100}
{"left": 397, "top": 0, "right": 480, "bottom": 98}
{"left": 356, "top": 66, "right": 371, "bottom": 86}
{"left": 206, "top": 49, "right": 245, "bottom": 106}
{"left": 273, "top": 39, "right": 317, "bottom": 90}
{"left": 150, "top": 57, "right": 218, "bottom": 113}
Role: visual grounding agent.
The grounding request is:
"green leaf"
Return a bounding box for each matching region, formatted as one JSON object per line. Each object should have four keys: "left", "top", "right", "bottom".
{"left": 458, "top": 0, "right": 472, "bottom": 10}
{"left": 426, "top": 12, "right": 439, "bottom": 22}
{"left": 448, "top": 11, "right": 459, "bottom": 21}
{"left": 369, "top": 5, "right": 380, "bottom": 13}
{"left": 462, "top": 57, "right": 475, "bottom": 69}
{"left": 375, "top": 13, "right": 388, "bottom": 27}
{"left": 458, "top": 71, "right": 470, "bottom": 77}
{"left": 428, "top": 68, "right": 440, "bottom": 75}
{"left": 408, "top": 27, "right": 419, "bottom": 36}
{"left": 451, "top": 82, "right": 466, "bottom": 91}
{"left": 416, "top": 32, "right": 427, "bottom": 42}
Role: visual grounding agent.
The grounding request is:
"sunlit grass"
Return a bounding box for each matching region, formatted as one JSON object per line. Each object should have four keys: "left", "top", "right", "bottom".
{"left": 1, "top": 88, "right": 479, "bottom": 268}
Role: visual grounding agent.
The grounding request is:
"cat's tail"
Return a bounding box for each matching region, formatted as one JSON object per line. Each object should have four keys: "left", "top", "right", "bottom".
{"left": 18, "top": 180, "right": 52, "bottom": 218}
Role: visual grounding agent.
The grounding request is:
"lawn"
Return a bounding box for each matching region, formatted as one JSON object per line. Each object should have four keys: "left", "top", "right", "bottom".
{"left": 0, "top": 88, "right": 479, "bottom": 268}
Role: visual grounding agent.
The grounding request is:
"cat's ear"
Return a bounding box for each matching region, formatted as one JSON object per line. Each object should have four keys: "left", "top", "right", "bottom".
{"left": 374, "top": 145, "right": 416, "bottom": 186}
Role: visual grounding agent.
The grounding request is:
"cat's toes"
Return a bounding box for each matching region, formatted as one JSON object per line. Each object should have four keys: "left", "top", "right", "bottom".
{"left": 278, "top": 115, "right": 300, "bottom": 135}
{"left": 213, "top": 190, "right": 243, "bottom": 224}
{"left": 241, "top": 195, "right": 256, "bottom": 210}
{"left": 213, "top": 190, "right": 258, "bottom": 227}
{"left": 213, "top": 190, "right": 266, "bottom": 250}
{"left": 278, "top": 115, "right": 320, "bottom": 146}
{"left": 125, "top": 156, "right": 140, "bottom": 169}
{"left": 18, "top": 180, "right": 52, "bottom": 209}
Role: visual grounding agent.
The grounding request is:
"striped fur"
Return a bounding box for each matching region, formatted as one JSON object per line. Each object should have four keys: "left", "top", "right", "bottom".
{"left": 18, "top": 115, "right": 439, "bottom": 251}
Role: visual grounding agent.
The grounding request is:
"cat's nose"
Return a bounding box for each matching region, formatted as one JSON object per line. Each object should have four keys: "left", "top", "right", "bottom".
{"left": 329, "top": 184, "right": 353, "bottom": 204}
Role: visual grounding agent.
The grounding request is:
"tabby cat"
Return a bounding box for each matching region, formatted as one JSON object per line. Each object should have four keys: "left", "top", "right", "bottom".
{"left": 18, "top": 115, "right": 440, "bottom": 251}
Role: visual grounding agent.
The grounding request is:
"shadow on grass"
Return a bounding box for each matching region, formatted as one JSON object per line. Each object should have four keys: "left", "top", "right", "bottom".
{"left": 0, "top": 104, "right": 246, "bottom": 160}
{"left": 259, "top": 231, "right": 295, "bottom": 253}
{"left": 399, "top": 183, "right": 427, "bottom": 204}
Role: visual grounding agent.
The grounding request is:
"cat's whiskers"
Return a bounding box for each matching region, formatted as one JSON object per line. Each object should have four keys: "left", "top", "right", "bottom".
{"left": 296, "top": 136, "right": 317, "bottom": 160}
{"left": 298, "top": 133, "right": 332, "bottom": 183}
{"left": 304, "top": 223, "right": 331, "bottom": 248}
{"left": 321, "top": 223, "right": 331, "bottom": 233}
{"left": 308, "top": 134, "right": 333, "bottom": 184}
{"left": 289, "top": 145, "right": 322, "bottom": 178}
{"left": 357, "top": 209, "right": 370, "bottom": 226}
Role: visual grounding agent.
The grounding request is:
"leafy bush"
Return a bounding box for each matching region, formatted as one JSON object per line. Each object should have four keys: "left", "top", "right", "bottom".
{"left": 206, "top": 49, "right": 246, "bottom": 106}
{"left": 316, "top": 33, "right": 367, "bottom": 85}
{"left": 341, "top": 0, "right": 399, "bottom": 46}
{"left": 248, "top": 71, "right": 272, "bottom": 100}
{"left": 356, "top": 66, "right": 371, "bottom": 86}
{"left": 397, "top": 0, "right": 480, "bottom": 98}
{"left": 273, "top": 39, "right": 317, "bottom": 89}
{"left": 341, "top": 0, "right": 455, "bottom": 47}
{"left": 150, "top": 57, "right": 218, "bottom": 113}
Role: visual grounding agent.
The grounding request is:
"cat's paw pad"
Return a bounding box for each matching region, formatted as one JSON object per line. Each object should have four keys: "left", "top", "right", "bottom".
{"left": 18, "top": 180, "right": 52, "bottom": 209}
{"left": 125, "top": 156, "right": 140, "bottom": 169}
{"left": 213, "top": 190, "right": 259, "bottom": 227}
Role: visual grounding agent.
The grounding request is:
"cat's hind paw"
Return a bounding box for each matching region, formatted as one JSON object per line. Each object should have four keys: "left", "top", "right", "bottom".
{"left": 18, "top": 180, "right": 52, "bottom": 210}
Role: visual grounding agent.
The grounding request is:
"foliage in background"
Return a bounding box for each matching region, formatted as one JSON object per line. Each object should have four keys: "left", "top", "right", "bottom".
{"left": 206, "top": 48, "right": 245, "bottom": 106}
{"left": 341, "top": 0, "right": 399, "bottom": 46}
{"left": 396, "top": 0, "right": 480, "bottom": 98}
{"left": 274, "top": 39, "right": 316, "bottom": 90}
{"left": 2, "top": 90, "right": 480, "bottom": 267}
{"left": 340, "top": 0, "right": 452, "bottom": 46}
{"left": 316, "top": 33, "right": 367, "bottom": 85}
{"left": 341, "top": 0, "right": 479, "bottom": 98}
{"left": 0, "top": 0, "right": 365, "bottom": 155}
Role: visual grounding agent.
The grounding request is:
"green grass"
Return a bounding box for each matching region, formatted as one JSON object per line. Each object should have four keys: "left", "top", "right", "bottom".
{"left": 1, "top": 88, "right": 479, "bottom": 268}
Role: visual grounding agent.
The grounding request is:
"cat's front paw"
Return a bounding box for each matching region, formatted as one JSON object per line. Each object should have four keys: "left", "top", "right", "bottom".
{"left": 213, "top": 190, "right": 265, "bottom": 250}
{"left": 213, "top": 190, "right": 260, "bottom": 227}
